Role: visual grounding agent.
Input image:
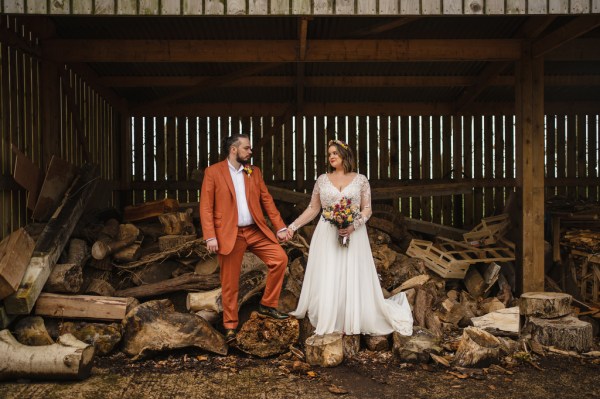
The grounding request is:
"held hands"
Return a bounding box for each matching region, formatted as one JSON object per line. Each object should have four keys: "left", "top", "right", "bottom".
{"left": 206, "top": 239, "right": 219, "bottom": 254}
{"left": 285, "top": 228, "right": 294, "bottom": 241}
{"left": 338, "top": 225, "right": 355, "bottom": 238}
{"left": 277, "top": 229, "right": 289, "bottom": 242}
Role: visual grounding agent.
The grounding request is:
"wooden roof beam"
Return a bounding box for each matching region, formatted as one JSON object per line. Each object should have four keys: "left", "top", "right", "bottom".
{"left": 347, "top": 17, "right": 420, "bottom": 38}
{"left": 99, "top": 75, "right": 600, "bottom": 88}
{"left": 533, "top": 16, "right": 600, "bottom": 58}
{"left": 296, "top": 17, "right": 309, "bottom": 114}
{"left": 43, "top": 39, "right": 522, "bottom": 62}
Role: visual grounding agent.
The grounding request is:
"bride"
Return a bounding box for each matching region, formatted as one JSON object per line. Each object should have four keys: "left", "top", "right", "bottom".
{"left": 286, "top": 139, "right": 413, "bottom": 337}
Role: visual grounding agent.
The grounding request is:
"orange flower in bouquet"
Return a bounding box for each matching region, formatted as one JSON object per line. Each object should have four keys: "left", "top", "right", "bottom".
{"left": 322, "top": 196, "right": 360, "bottom": 247}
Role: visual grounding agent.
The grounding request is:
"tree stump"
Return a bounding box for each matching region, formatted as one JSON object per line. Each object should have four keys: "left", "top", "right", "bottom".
{"left": 393, "top": 327, "right": 440, "bottom": 364}
{"left": 363, "top": 335, "right": 390, "bottom": 351}
{"left": 59, "top": 321, "right": 122, "bottom": 356}
{"left": 44, "top": 263, "right": 83, "bottom": 294}
{"left": 343, "top": 335, "right": 361, "bottom": 357}
{"left": 235, "top": 312, "right": 299, "bottom": 358}
{"left": 519, "top": 292, "right": 572, "bottom": 319}
{"left": 453, "top": 327, "right": 502, "bottom": 368}
{"left": 14, "top": 316, "right": 53, "bottom": 346}
{"left": 524, "top": 316, "right": 593, "bottom": 352}
{"left": 195, "top": 257, "right": 219, "bottom": 275}
{"left": 305, "top": 332, "right": 344, "bottom": 367}
{"left": 85, "top": 279, "right": 116, "bottom": 297}
{"left": 121, "top": 299, "right": 227, "bottom": 359}
{"left": 195, "top": 310, "right": 220, "bottom": 325}
{"left": 0, "top": 330, "right": 94, "bottom": 380}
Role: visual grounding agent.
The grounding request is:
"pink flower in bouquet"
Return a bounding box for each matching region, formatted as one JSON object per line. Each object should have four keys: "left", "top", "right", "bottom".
{"left": 321, "top": 196, "right": 360, "bottom": 247}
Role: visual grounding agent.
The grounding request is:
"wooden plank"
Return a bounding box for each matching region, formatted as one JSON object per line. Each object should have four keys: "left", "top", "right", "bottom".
{"left": 347, "top": 116, "right": 357, "bottom": 168}
{"left": 295, "top": 115, "right": 305, "bottom": 190}
{"left": 4, "top": 1, "right": 24, "bottom": 13}
{"left": 160, "top": 0, "right": 181, "bottom": 14}
{"left": 271, "top": 0, "right": 290, "bottom": 14}
{"left": 154, "top": 117, "right": 165, "bottom": 199}
{"left": 0, "top": 228, "right": 35, "bottom": 300}
{"left": 4, "top": 165, "right": 99, "bottom": 315}
{"left": 369, "top": 116, "right": 378, "bottom": 180}
{"left": 205, "top": 0, "right": 225, "bottom": 14}
{"left": 197, "top": 117, "right": 207, "bottom": 170}
{"left": 484, "top": 116, "right": 494, "bottom": 216}
{"left": 123, "top": 198, "right": 179, "bottom": 222}
{"left": 144, "top": 117, "right": 155, "bottom": 201}
{"left": 117, "top": 0, "right": 137, "bottom": 14}
{"left": 463, "top": 0, "right": 483, "bottom": 14}
{"left": 284, "top": 116, "right": 293, "bottom": 181}
{"left": 34, "top": 293, "right": 135, "bottom": 321}
{"left": 313, "top": 0, "right": 333, "bottom": 14}
{"left": 411, "top": 116, "right": 421, "bottom": 219}
{"left": 293, "top": 0, "right": 311, "bottom": 14}
{"left": 443, "top": 0, "right": 462, "bottom": 13}
{"left": 305, "top": 116, "right": 315, "bottom": 184}
{"left": 139, "top": 0, "right": 159, "bottom": 14}
{"left": 379, "top": 0, "right": 399, "bottom": 14}
{"left": 431, "top": 116, "right": 442, "bottom": 224}
{"left": 473, "top": 116, "right": 484, "bottom": 222}
{"left": 50, "top": 0, "right": 70, "bottom": 13}
{"left": 485, "top": 0, "right": 504, "bottom": 14}
{"left": 45, "top": 39, "right": 522, "bottom": 63}
{"left": 273, "top": 122, "right": 283, "bottom": 181}
{"left": 316, "top": 116, "right": 326, "bottom": 176}
{"left": 567, "top": 115, "right": 577, "bottom": 198}
{"left": 380, "top": 115, "right": 389, "bottom": 180}
{"left": 335, "top": 0, "right": 355, "bottom": 14}
{"left": 577, "top": 115, "right": 587, "bottom": 199}
{"left": 494, "top": 115, "right": 505, "bottom": 212}
{"left": 356, "top": 116, "right": 367, "bottom": 176}
{"left": 506, "top": 0, "right": 526, "bottom": 14}
{"left": 400, "top": 115, "right": 410, "bottom": 216}
{"left": 188, "top": 117, "right": 198, "bottom": 202}
{"left": 177, "top": 117, "right": 188, "bottom": 202}
{"left": 12, "top": 145, "right": 42, "bottom": 211}
{"left": 401, "top": 0, "right": 421, "bottom": 14}
{"left": 594, "top": 0, "right": 600, "bottom": 13}
{"left": 442, "top": 115, "right": 452, "bottom": 225}
{"left": 249, "top": 0, "right": 268, "bottom": 14}
{"left": 589, "top": 115, "right": 598, "bottom": 201}
{"left": 546, "top": 115, "right": 556, "bottom": 198}
{"left": 357, "top": 0, "right": 377, "bottom": 14}
{"left": 549, "top": 0, "right": 569, "bottom": 14}
{"left": 166, "top": 117, "right": 177, "bottom": 199}
{"left": 533, "top": 16, "right": 600, "bottom": 57}
{"left": 528, "top": 0, "right": 547, "bottom": 14}
{"left": 251, "top": 116, "right": 262, "bottom": 171}
{"left": 8, "top": 44, "right": 19, "bottom": 232}
{"left": 262, "top": 117, "right": 273, "bottom": 181}
{"left": 183, "top": 0, "right": 203, "bottom": 14}
{"left": 208, "top": 116, "right": 219, "bottom": 166}
{"left": 452, "top": 116, "right": 463, "bottom": 228}
{"left": 133, "top": 116, "right": 144, "bottom": 203}
{"left": 463, "top": 116, "right": 473, "bottom": 227}
{"left": 32, "top": 156, "right": 78, "bottom": 222}
{"left": 390, "top": 115, "right": 400, "bottom": 210}
{"left": 338, "top": 115, "right": 347, "bottom": 144}
{"left": 0, "top": 305, "right": 14, "bottom": 329}
{"left": 422, "top": 0, "right": 441, "bottom": 14}
{"left": 421, "top": 116, "right": 431, "bottom": 221}
{"left": 571, "top": 0, "right": 590, "bottom": 13}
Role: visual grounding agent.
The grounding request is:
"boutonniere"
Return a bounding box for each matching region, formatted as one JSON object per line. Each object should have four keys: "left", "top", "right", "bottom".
{"left": 243, "top": 165, "right": 253, "bottom": 178}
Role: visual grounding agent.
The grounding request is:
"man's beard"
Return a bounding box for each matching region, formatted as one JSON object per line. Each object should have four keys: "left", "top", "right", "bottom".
{"left": 237, "top": 155, "right": 250, "bottom": 165}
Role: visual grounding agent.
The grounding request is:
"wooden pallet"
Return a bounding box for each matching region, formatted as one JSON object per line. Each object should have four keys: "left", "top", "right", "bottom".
{"left": 406, "top": 239, "right": 470, "bottom": 279}
{"left": 437, "top": 237, "right": 515, "bottom": 264}
{"left": 570, "top": 249, "right": 600, "bottom": 305}
{"left": 463, "top": 214, "right": 510, "bottom": 246}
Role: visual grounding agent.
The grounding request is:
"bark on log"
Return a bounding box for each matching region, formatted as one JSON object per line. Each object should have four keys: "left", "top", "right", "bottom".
{"left": 195, "top": 309, "right": 220, "bottom": 325}
{"left": 4, "top": 165, "right": 99, "bottom": 315}
{"left": 88, "top": 257, "right": 113, "bottom": 271}
{"left": 14, "top": 316, "right": 53, "bottom": 346}
{"left": 85, "top": 279, "right": 116, "bottom": 297}
{"left": 393, "top": 327, "right": 441, "bottom": 364}
{"left": 131, "top": 261, "right": 180, "bottom": 286}
{"left": 471, "top": 307, "right": 520, "bottom": 337}
{"left": 305, "top": 332, "right": 344, "bottom": 367}
{"left": 34, "top": 293, "right": 138, "bottom": 321}
{"left": 235, "top": 312, "right": 300, "bottom": 358}
{"left": 59, "top": 321, "right": 122, "bottom": 356}
{"left": 519, "top": 292, "right": 572, "bottom": 319}
{"left": 413, "top": 287, "right": 434, "bottom": 327}
{"left": 44, "top": 263, "right": 83, "bottom": 294}
{"left": 158, "top": 210, "right": 196, "bottom": 235}
{"left": 66, "top": 238, "right": 90, "bottom": 265}
{"left": 117, "top": 273, "right": 220, "bottom": 298}
{"left": 186, "top": 269, "right": 267, "bottom": 312}
{"left": 278, "top": 276, "right": 302, "bottom": 313}
{"left": 0, "top": 228, "right": 35, "bottom": 300}
{"left": 113, "top": 243, "right": 142, "bottom": 263}
{"left": 123, "top": 198, "right": 179, "bottom": 223}
{"left": 454, "top": 327, "right": 502, "bottom": 368}
{"left": 158, "top": 235, "right": 195, "bottom": 251}
{"left": 524, "top": 316, "right": 593, "bottom": 352}
{"left": 391, "top": 274, "right": 430, "bottom": 295}
{"left": 464, "top": 267, "right": 486, "bottom": 298}
{"left": 0, "top": 330, "right": 95, "bottom": 381}
{"left": 363, "top": 335, "right": 390, "bottom": 351}
{"left": 0, "top": 305, "right": 14, "bottom": 329}
{"left": 480, "top": 298, "right": 505, "bottom": 315}
{"left": 194, "top": 257, "right": 219, "bottom": 275}
{"left": 121, "top": 299, "right": 227, "bottom": 359}
{"left": 92, "top": 235, "right": 137, "bottom": 260}
{"left": 343, "top": 335, "right": 361, "bottom": 357}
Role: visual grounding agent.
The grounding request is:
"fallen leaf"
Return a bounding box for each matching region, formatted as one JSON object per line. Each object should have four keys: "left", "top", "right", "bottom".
{"left": 447, "top": 371, "right": 469, "bottom": 379}
{"left": 430, "top": 353, "right": 451, "bottom": 367}
{"left": 451, "top": 385, "right": 464, "bottom": 389}
{"left": 307, "top": 371, "right": 317, "bottom": 378}
{"left": 488, "top": 385, "right": 497, "bottom": 390}
{"left": 197, "top": 355, "right": 208, "bottom": 362}
{"left": 328, "top": 385, "right": 349, "bottom": 395}
{"left": 420, "top": 364, "right": 434, "bottom": 372}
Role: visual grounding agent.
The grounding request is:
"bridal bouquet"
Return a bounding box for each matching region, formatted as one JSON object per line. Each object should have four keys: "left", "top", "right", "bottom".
{"left": 322, "top": 197, "right": 360, "bottom": 247}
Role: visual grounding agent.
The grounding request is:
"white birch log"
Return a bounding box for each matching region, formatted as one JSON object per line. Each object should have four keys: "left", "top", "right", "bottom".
{"left": 454, "top": 327, "right": 502, "bottom": 367}
{"left": 305, "top": 333, "right": 344, "bottom": 367}
{"left": 0, "top": 329, "right": 95, "bottom": 380}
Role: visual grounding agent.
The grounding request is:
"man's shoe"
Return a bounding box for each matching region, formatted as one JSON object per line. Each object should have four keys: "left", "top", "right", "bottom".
{"left": 258, "top": 304, "right": 290, "bottom": 320}
{"left": 224, "top": 329, "right": 237, "bottom": 344}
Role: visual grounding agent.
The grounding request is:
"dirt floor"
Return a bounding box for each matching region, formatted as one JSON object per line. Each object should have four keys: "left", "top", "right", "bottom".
{"left": 1, "top": 347, "right": 599, "bottom": 399}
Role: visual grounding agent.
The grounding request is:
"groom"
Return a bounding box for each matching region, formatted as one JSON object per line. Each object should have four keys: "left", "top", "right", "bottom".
{"left": 200, "top": 134, "right": 289, "bottom": 343}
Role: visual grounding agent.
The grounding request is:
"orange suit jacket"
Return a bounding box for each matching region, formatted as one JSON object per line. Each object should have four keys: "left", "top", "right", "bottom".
{"left": 199, "top": 160, "right": 286, "bottom": 255}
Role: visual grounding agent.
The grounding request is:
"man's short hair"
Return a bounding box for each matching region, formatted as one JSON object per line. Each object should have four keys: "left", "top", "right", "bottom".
{"left": 221, "top": 134, "right": 250, "bottom": 157}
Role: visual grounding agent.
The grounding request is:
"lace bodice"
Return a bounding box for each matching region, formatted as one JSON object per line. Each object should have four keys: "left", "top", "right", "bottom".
{"left": 290, "top": 173, "right": 372, "bottom": 231}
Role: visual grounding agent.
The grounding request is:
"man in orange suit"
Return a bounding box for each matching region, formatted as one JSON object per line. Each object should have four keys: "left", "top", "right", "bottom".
{"left": 200, "top": 134, "right": 289, "bottom": 343}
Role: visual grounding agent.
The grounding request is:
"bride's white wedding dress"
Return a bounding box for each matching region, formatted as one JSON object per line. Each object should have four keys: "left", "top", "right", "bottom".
{"left": 289, "top": 173, "right": 413, "bottom": 336}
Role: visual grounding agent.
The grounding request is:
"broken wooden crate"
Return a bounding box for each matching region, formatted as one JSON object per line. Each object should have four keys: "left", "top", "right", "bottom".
{"left": 463, "top": 214, "right": 510, "bottom": 247}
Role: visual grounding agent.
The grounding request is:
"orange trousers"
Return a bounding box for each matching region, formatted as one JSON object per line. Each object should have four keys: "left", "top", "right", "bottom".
{"left": 218, "top": 225, "right": 288, "bottom": 329}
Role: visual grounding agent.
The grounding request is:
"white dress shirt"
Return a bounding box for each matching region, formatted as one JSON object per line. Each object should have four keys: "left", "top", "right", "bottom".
{"left": 228, "top": 160, "right": 255, "bottom": 227}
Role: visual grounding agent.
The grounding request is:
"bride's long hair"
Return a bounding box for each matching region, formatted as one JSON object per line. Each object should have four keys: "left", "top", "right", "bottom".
{"left": 327, "top": 140, "right": 356, "bottom": 174}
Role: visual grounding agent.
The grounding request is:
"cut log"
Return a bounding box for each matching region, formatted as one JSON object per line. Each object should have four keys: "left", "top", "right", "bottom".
{"left": 12, "top": 144, "right": 43, "bottom": 210}
{"left": 391, "top": 274, "right": 430, "bottom": 296}
{"left": 413, "top": 287, "right": 434, "bottom": 327}
{"left": 119, "top": 238, "right": 209, "bottom": 270}
{"left": 0, "top": 330, "right": 95, "bottom": 381}
{"left": 123, "top": 198, "right": 179, "bottom": 222}
{"left": 524, "top": 316, "right": 593, "bottom": 352}
{"left": 194, "top": 257, "right": 219, "bottom": 275}
{"left": 4, "top": 165, "right": 99, "bottom": 315}
{"left": 92, "top": 226, "right": 139, "bottom": 260}
{"left": 425, "top": 311, "right": 443, "bottom": 337}
{"left": 14, "top": 316, "right": 53, "bottom": 346}
{"left": 99, "top": 219, "right": 120, "bottom": 240}
{"left": 121, "top": 299, "right": 227, "bottom": 359}
{"left": 113, "top": 243, "right": 142, "bottom": 262}
{"left": 158, "top": 234, "right": 196, "bottom": 251}
{"left": 496, "top": 273, "right": 513, "bottom": 307}
{"left": 288, "top": 256, "right": 306, "bottom": 283}
{"left": 454, "top": 327, "right": 502, "bottom": 368}
{"left": 0, "top": 305, "right": 14, "bottom": 329}
{"left": 464, "top": 267, "right": 486, "bottom": 298}
{"left": 482, "top": 262, "right": 502, "bottom": 294}
{"left": 34, "top": 293, "right": 138, "bottom": 321}
{"left": 235, "top": 311, "right": 300, "bottom": 358}
{"left": 187, "top": 268, "right": 267, "bottom": 312}
{"left": 117, "top": 272, "right": 220, "bottom": 298}
{"left": 343, "top": 335, "right": 361, "bottom": 357}
{"left": 278, "top": 276, "right": 302, "bottom": 313}
{"left": 59, "top": 321, "right": 122, "bottom": 356}
{"left": 31, "top": 155, "right": 78, "bottom": 222}
{"left": 85, "top": 279, "right": 116, "bottom": 297}
{"left": 471, "top": 306, "right": 520, "bottom": 336}
{"left": 131, "top": 261, "right": 180, "bottom": 286}
{"left": 195, "top": 310, "right": 220, "bottom": 325}
{"left": 392, "top": 327, "right": 441, "bottom": 364}
{"left": 363, "top": 335, "right": 390, "bottom": 351}
{"left": 519, "top": 292, "right": 572, "bottom": 319}
{"left": 88, "top": 257, "right": 113, "bottom": 271}
{"left": 44, "top": 263, "right": 83, "bottom": 294}
{"left": 66, "top": 238, "right": 90, "bottom": 266}
{"left": 158, "top": 209, "right": 196, "bottom": 235}
{"left": 305, "top": 332, "right": 344, "bottom": 367}
{"left": 0, "top": 228, "right": 35, "bottom": 300}
{"left": 479, "top": 297, "right": 506, "bottom": 315}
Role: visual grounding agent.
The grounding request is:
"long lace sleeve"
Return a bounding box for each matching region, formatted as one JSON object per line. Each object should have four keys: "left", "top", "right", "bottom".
{"left": 353, "top": 175, "right": 372, "bottom": 230}
{"left": 289, "top": 177, "right": 322, "bottom": 231}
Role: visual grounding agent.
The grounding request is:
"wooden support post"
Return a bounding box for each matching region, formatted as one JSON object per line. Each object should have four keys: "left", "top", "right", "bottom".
{"left": 515, "top": 42, "right": 545, "bottom": 293}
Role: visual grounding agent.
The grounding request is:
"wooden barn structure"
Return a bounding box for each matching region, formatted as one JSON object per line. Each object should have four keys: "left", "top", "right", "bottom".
{"left": 1, "top": 1, "right": 599, "bottom": 294}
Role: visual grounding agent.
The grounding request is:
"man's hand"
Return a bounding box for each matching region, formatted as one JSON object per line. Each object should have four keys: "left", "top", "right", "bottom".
{"left": 285, "top": 228, "right": 294, "bottom": 241}
{"left": 338, "top": 225, "right": 355, "bottom": 238}
{"left": 206, "top": 239, "right": 219, "bottom": 254}
{"left": 277, "top": 229, "right": 288, "bottom": 242}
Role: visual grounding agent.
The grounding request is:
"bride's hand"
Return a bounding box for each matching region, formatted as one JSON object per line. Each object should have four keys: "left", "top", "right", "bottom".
{"left": 338, "top": 225, "right": 355, "bottom": 237}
